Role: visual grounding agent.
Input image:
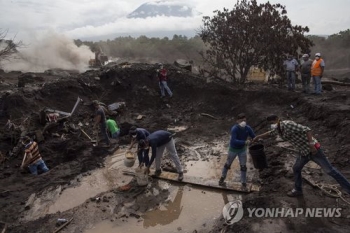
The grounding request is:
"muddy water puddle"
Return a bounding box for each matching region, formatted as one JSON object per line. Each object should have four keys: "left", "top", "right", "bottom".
{"left": 85, "top": 186, "right": 240, "bottom": 233}
{"left": 49, "top": 149, "right": 131, "bottom": 213}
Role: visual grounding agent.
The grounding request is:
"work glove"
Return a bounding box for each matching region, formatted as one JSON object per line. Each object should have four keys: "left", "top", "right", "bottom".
{"left": 245, "top": 139, "right": 251, "bottom": 146}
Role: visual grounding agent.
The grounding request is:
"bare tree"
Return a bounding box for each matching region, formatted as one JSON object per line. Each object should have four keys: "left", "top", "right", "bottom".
{"left": 198, "top": 0, "right": 313, "bottom": 83}
{"left": 0, "top": 29, "right": 23, "bottom": 64}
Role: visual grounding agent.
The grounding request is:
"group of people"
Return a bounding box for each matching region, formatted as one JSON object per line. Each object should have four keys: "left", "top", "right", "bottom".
{"left": 283, "top": 53, "right": 325, "bottom": 95}
{"left": 218, "top": 113, "right": 350, "bottom": 197}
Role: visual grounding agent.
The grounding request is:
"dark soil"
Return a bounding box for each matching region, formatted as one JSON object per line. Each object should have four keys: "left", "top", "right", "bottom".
{"left": 0, "top": 64, "right": 349, "bottom": 233}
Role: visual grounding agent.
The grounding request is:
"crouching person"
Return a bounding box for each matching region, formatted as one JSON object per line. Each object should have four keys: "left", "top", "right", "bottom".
{"left": 139, "top": 130, "right": 183, "bottom": 181}
{"left": 20, "top": 136, "right": 49, "bottom": 175}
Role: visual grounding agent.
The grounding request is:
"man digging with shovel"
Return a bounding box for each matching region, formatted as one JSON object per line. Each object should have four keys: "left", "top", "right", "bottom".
{"left": 92, "top": 100, "right": 110, "bottom": 147}
{"left": 20, "top": 136, "right": 49, "bottom": 175}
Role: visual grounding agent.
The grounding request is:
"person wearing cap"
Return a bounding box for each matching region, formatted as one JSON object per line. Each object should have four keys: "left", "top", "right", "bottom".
{"left": 128, "top": 126, "right": 151, "bottom": 167}
{"left": 300, "top": 54, "right": 313, "bottom": 93}
{"left": 156, "top": 63, "right": 173, "bottom": 98}
{"left": 20, "top": 136, "right": 49, "bottom": 175}
{"left": 219, "top": 113, "right": 256, "bottom": 188}
{"left": 92, "top": 100, "right": 110, "bottom": 147}
{"left": 311, "top": 53, "right": 325, "bottom": 95}
{"left": 253, "top": 115, "right": 350, "bottom": 197}
{"left": 139, "top": 130, "right": 183, "bottom": 181}
{"left": 283, "top": 54, "right": 299, "bottom": 92}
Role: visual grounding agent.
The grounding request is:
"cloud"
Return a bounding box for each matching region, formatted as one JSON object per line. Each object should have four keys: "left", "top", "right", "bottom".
{"left": 1, "top": 0, "right": 350, "bottom": 41}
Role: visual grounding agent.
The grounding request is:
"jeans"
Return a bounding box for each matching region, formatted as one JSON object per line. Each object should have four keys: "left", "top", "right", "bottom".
{"left": 138, "top": 147, "right": 150, "bottom": 166}
{"left": 28, "top": 159, "right": 49, "bottom": 175}
{"left": 312, "top": 76, "right": 322, "bottom": 94}
{"left": 111, "top": 130, "right": 120, "bottom": 139}
{"left": 293, "top": 149, "right": 350, "bottom": 194}
{"left": 100, "top": 122, "right": 110, "bottom": 145}
{"left": 159, "top": 81, "right": 173, "bottom": 97}
{"left": 221, "top": 150, "right": 247, "bottom": 184}
{"left": 155, "top": 138, "right": 183, "bottom": 173}
{"left": 286, "top": 71, "right": 295, "bottom": 91}
{"left": 301, "top": 73, "right": 311, "bottom": 93}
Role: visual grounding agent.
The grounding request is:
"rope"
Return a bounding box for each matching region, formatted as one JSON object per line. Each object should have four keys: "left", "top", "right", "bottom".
{"left": 316, "top": 183, "right": 350, "bottom": 205}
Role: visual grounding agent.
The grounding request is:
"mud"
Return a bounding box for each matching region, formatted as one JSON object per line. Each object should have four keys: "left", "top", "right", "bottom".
{"left": 0, "top": 64, "right": 349, "bottom": 233}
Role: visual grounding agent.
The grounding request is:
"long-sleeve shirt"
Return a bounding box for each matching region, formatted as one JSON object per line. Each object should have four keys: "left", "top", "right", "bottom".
{"left": 269, "top": 120, "right": 318, "bottom": 156}
{"left": 229, "top": 124, "right": 256, "bottom": 151}
{"left": 146, "top": 130, "right": 173, "bottom": 167}
{"left": 135, "top": 128, "right": 150, "bottom": 141}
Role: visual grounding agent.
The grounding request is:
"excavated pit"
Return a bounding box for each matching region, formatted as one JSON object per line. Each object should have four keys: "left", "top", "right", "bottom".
{"left": 0, "top": 64, "right": 349, "bottom": 233}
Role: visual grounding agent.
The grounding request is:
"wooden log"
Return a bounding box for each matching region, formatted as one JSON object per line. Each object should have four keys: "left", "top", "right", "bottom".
{"left": 122, "top": 170, "right": 256, "bottom": 193}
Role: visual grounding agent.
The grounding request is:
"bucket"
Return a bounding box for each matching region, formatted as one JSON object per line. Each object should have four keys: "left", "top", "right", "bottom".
{"left": 135, "top": 167, "right": 149, "bottom": 186}
{"left": 249, "top": 144, "right": 268, "bottom": 170}
{"left": 124, "top": 151, "right": 135, "bottom": 167}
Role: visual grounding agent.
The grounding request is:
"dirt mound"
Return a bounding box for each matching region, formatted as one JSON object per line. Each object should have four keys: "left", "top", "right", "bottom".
{"left": 0, "top": 63, "right": 349, "bottom": 232}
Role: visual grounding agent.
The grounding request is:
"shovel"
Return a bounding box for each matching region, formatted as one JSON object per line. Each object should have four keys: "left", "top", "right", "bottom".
{"left": 80, "top": 128, "right": 98, "bottom": 146}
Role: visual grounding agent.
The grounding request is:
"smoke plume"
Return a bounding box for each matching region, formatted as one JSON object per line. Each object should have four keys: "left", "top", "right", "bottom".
{"left": 1, "top": 32, "right": 94, "bottom": 73}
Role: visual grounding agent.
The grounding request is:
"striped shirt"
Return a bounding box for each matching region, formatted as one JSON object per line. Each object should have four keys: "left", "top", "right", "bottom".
{"left": 25, "top": 141, "right": 42, "bottom": 165}
{"left": 269, "top": 120, "right": 317, "bottom": 156}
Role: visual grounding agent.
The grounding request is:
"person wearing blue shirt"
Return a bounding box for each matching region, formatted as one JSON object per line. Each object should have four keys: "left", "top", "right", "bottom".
{"left": 129, "top": 126, "right": 151, "bottom": 167}
{"left": 139, "top": 130, "right": 183, "bottom": 181}
{"left": 219, "top": 113, "right": 256, "bottom": 188}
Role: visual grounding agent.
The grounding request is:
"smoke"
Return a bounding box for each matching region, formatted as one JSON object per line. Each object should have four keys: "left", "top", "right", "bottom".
{"left": 1, "top": 32, "right": 94, "bottom": 73}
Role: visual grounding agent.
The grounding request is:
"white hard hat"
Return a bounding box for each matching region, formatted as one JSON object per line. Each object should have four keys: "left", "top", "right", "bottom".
{"left": 302, "top": 54, "right": 309, "bottom": 58}
{"left": 315, "top": 53, "right": 321, "bottom": 57}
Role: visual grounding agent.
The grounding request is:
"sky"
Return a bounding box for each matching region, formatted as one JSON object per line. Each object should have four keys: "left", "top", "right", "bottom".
{"left": 1, "top": 0, "right": 350, "bottom": 73}
{"left": 1, "top": 0, "right": 350, "bottom": 42}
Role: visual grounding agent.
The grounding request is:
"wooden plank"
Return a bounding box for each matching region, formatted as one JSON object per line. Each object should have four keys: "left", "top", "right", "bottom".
{"left": 123, "top": 170, "right": 256, "bottom": 193}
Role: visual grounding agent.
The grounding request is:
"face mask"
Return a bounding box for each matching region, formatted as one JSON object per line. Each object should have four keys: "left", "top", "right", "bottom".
{"left": 239, "top": 121, "right": 247, "bottom": 128}
{"left": 131, "top": 134, "right": 137, "bottom": 138}
{"left": 270, "top": 124, "right": 277, "bottom": 130}
{"left": 315, "top": 57, "right": 320, "bottom": 60}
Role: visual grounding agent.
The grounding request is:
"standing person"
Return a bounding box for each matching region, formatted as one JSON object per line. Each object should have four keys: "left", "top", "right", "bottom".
{"left": 311, "top": 53, "right": 325, "bottom": 95}
{"left": 219, "top": 113, "right": 256, "bottom": 188}
{"left": 106, "top": 118, "right": 120, "bottom": 139}
{"left": 283, "top": 55, "right": 299, "bottom": 92}
{"left": 92, "top": 100, "right": 110, "bottom": 147}
{"left": 253, "top": 115, "right": 350, "bottom": 197}
{"left": 20, "top": 136, "right": 49, "bottom": 175}
{"left": 139, "top": 130, "right": 183, "bottom": 181}
{"left": 300, "top": 54, "right": 313, "bottom": 94}
{"left": 129, "top": 126, "right": 151, "bottom": 167}
{"left": 157, "top": 63, "right": 173, "bottom": 98}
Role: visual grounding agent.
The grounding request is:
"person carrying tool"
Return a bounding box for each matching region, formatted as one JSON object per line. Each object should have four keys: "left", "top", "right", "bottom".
{"left": 253, "top": 114, "right": 350, "bottom": 197}
{"left": 106, "top": 118, "right": 120, "bottom": 139}
{"left": 139, "top": 130, "right": 183, "bottom": 181}
{"left": 219, "top": 113, "right": 256, "bottom": 188}
{"left": 92, "top": 100, "right": 110, "bottom": 147}
{"left": 129, "top": 126, "right": 150, "bottom": 167}
{"left": 157, "top": 63, "right": 173, "bottom": 98}
{"left": 20, "top": 136, "right": 49, "bottom": 175}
